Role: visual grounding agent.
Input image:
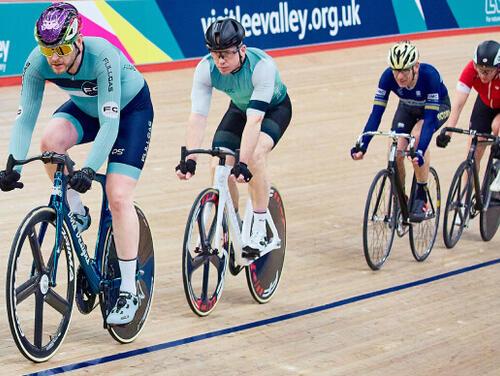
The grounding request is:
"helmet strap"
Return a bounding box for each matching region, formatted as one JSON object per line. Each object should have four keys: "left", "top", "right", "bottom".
{"left": 231, "top": 47, "right": 245, "bottom": 74}
{"left": 406, "top": 65, "right": 418, "bottom": 89}
{"left": 67, "top": 43, "right": 81, "bottom": 75}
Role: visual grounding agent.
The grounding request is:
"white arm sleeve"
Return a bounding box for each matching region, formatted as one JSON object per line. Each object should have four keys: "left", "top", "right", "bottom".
{"left": 247, "top": 59, "right": 276, "bottom": 117}
{"left": 456, "top": 80, "right": 472, "bottom": 94}
{"left": 191, "top": 58, "right": 213, "bottom": 116}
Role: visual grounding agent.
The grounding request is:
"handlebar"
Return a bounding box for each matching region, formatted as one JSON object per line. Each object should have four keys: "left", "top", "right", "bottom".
{"left": 6, "top": 152, "right": 75, "bottom": 175}
{"left": 440, "top": 127, "right": 500, "bottom": 143}
{"left": 180, "top": 146, "right": 240, "bottom": 164}
{"left": 355, "top": 131, "right": 417, "bottom": 158}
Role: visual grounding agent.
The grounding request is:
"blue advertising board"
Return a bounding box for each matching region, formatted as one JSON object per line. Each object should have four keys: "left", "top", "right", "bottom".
{"left": 0, "top": 0, "right": 498, "bottom": 79}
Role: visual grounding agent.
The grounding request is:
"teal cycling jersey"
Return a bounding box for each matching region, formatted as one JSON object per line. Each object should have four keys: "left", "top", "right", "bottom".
{"left": 191, "top": 47, "right": 287, "bottom": 116}
{"left": 9, "top": 36, "right": 144, "bottom": 171}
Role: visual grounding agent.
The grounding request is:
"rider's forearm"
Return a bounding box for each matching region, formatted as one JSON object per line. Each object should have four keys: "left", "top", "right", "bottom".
{"left": 84, "top": 121, "right": 119, "bottom": 171}
{"left": 361, "top": 104, "right": 385, "bottom": 148}
{"left": 239, "top": 115, "right": 263, "bottom": 164}
{"left": 446, "top": 90, "right": 469, "bottom": 130}
{"left": 185, "top": 113, "right": 208, "bottom": 160}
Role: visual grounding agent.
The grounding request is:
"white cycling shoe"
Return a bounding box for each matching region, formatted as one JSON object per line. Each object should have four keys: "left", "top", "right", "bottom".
{"left": 106, "top": 291, "right": 139, "bottom": 325}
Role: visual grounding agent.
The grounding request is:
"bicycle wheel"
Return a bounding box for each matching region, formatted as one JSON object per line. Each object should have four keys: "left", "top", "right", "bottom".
{"left": 442, "top": 161, "right": 473, "bottom": 248}
{"left": 409, "top": 167, "right": 441, "bottom": 261}
{"left": 363, "top": 169, "right": 397, "bottom": 270}
{"left": 480, "top": 156, "right": 500, "bottom": 241}
{"left": 182, "top": 188, "right": 229, "bottom": 316}
{"left": 100, "top": 205, "right": 155, "bottom": 343}
{"left": 245, "top": 186, "right": 286, "bottom": 304}
{"left": 6, "top": 206, "right": 75, "bottom": 362}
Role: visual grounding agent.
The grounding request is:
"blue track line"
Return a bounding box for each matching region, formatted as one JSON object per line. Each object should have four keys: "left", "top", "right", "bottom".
{"left": 27, "top": 258, "right": 500, "bottom": 376}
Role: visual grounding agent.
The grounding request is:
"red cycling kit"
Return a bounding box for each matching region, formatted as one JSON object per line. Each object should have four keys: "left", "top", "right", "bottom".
{"left": 457, "top": 61, "right": 500, "bottom": 133}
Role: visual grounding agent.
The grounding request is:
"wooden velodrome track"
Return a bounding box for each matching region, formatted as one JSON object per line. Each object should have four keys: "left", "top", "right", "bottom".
{"left": 0, "top": 31, "right": 499, "bottom": 375}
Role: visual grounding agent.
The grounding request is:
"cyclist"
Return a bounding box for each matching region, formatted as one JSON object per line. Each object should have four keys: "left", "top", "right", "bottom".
{"left": 436, "top": 40, "right": 500, "bottom": 192}
{"left": 351, "top": 41, "right": 450, "bottom": 222}
{"left": 175, "top": 18, "right": 292, "bottom": 255}
{"left": 0, "top": 3, "right": 154, "bottom": 325}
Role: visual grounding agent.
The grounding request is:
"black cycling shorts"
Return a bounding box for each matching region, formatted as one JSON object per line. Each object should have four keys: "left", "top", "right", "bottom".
{"left": 469, "top": 94, "right": 500, "bottom": 134}
{"left": 212, "top": 94, "right": 292, "bottom": 151}
{"left": 391, "top": 95, "right": 451, "bottom": 134}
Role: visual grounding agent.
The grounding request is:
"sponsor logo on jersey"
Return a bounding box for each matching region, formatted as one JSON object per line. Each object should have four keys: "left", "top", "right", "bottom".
{"left": 375, "top": 88, "right": 386, "bottom": 97}
{"left": 111, "top": 148, "right": 125, "bottom": 155}
{"left": 416, "top": 90, "right": 421, "bottom": 97}
{"left": 103, "top": 57, "right": 114, "bottom": 92}
{"left": 16, "top": 106, "right": 22, "bottom": 119}
{"left": 437, "top": 109, "right": 450, "bottom": 121}
{"left": 397, "top": 122, "right": 405, "bottom": 129}
{"left": 102, "top": 101, "right": 119, "bottom": 119}
{"left": 81, "top": 81, "right": 98, "bottom": 96}
{"left": 427, "top": 93, "right": 439, "bottom": 101}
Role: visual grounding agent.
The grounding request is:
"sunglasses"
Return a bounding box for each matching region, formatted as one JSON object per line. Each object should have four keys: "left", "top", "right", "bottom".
{"left": 474, "top": 65, "right": 497, "bottom": 76}
{"left": 391, "top": 68, "right": 412, "bottom": 76}
{"left": 39, "top": 43, "right": 74, "bottom": 57}
{"left": 210, "top": 48, "right": 239, "bottom": 60}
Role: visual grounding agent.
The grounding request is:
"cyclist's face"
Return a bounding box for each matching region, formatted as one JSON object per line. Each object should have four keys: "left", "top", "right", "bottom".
{"left": 392, "top": 63, "right": 418, "bottom": 88}
{"left": 210, "top": 45, "right": 245, "bottom": 74}
{"left": 474, "top": 64, "right": 498, "bottom": 83}
{"left": 45, "top": 37, "right": 82, "bottom": 74}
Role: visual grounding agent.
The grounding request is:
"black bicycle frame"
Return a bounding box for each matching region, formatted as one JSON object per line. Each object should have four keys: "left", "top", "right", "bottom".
{"left": 441, "top": 126, "right": 499, "bottom": 212}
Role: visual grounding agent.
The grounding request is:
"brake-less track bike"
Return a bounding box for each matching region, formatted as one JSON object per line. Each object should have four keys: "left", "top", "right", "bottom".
{"left": 180, "top": 147, "right": 286, "bottom": 316}
{"left": 4, "top": 152, "right": 155, "bottom": 362}
{"left": 439, "top": 127, "right": 499, "bottom": 248}
{"left": 355, "top": 131, "right": 441, "bottom": 270}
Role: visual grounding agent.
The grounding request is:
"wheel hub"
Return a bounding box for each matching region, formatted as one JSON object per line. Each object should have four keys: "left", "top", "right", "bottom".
{"left": 39, "top": 274, "right": 49, "bottom": 295}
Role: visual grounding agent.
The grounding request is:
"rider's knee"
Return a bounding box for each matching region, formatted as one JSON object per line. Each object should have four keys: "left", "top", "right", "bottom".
{"left": 40, "top": 119, "right": 77, "bottom": 152}
{"left": 107, "top": 187, "right": 133, "bottom": 214}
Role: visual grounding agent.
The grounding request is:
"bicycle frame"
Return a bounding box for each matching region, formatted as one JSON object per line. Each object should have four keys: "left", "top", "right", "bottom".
{"left": 441, "top": 127, "right": 499, "bottom": 212}
{"left": 47, "top": 171, "right": 113, "bottom": 294}
{"left": 8, "top": 153, "right": 115, "bottom": 295}
{"left": 212, "top": 163, "right": 282, "bottom": 267}
{"left": 357, "top": 131, "right": 417, "bottom": 223}
{"left": 181, "top": 147, "right": 282, "bottom": 267}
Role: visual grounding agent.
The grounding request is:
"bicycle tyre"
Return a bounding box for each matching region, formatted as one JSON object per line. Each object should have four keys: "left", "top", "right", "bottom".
{"left": 442, "top": 161, "right": 473, "bottom": 248}
{"left": 245, "top": 186, "right": 286, "bottom": 304}
{"left": 182, "top": 188, "right": 229, "bottom": 316}
{"left": 409, "top": 167, "right": 441, "bottom": 261}
{"left": 480, "top": 156, "right": 499, "bottom": 241}
{"left": 363, "top": 169, "right": 397, "bottom": 270}
{"left": 100, "top": 204, "right": 155, "bottom": 343}
{"left": 6, "top": 206, "right": 75, "bottom": 362}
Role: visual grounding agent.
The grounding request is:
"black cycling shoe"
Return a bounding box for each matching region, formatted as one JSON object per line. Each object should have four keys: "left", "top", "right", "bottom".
{"left": 409, "top": 198, "right": 428, "bottom": 223}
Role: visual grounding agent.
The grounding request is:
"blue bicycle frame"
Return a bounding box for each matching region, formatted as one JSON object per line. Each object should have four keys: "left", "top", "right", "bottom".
{"left": 44, "top": 168, "right": 117, "bottom": 295}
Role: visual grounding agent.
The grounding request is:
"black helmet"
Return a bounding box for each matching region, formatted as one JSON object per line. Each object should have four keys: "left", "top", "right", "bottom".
{"left": 473, "top": 40, "right": 500, "bottom": 67}
{"left": 205, "top": 18, "right": 245, "bottom": 51}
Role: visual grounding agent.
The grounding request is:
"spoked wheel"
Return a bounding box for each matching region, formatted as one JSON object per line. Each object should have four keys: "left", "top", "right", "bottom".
{"left": 245, "top": 186, "right": 286, "bottom": 304}
{"left": 182, "top": 188, "right": 229, "bottom": 316}
{"left": 363, "top": 170, "right": 397, "bottom": 270}
{"left": 409, "top": 167, "right": 441, "bottom": 261}
{"left": 443, "top": 161, "right": 473, "bottom": 248}
{"left": 6, "top": 206, "right": 75, "bottom": 362}
{"left": 480, "top": 156, "right": 500, "bottom": 241}
{"left": 100, "top": 205, "right": 155, "bottom": 343}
